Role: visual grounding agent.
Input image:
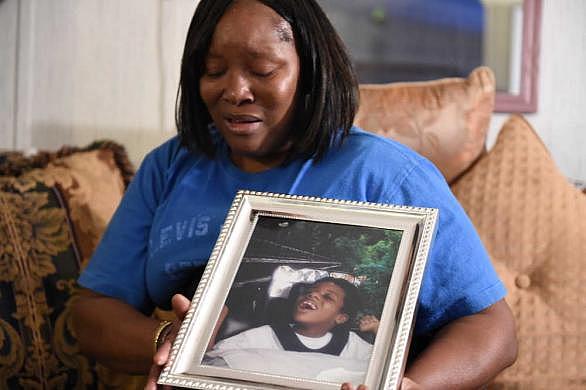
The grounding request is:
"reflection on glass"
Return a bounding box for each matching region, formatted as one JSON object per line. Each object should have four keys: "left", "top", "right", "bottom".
{"left": 318, "top": 0, "right": 523, "bottom": 93}
{"left": 202, "top": 216, "right": 402, "bottom": 384}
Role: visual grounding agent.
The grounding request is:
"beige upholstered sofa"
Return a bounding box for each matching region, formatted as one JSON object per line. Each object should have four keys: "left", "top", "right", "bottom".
{"left": 356, "top": 66, "right": 586, "bottom": 389}
{"left": 1, "top": 67, "right": 584, "bottom": 389}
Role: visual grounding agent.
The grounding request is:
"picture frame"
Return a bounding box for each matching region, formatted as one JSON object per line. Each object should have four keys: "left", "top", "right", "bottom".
{"left": 158, "top": 191, "right": 438, "bottom": 390}
{"left": 317, "top": 0, "right": 542, "bottom": 113}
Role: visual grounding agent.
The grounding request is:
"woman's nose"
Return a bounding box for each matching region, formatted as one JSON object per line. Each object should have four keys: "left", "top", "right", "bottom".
{"left": 221, "top": 72, "right": 254, "bottom": 106}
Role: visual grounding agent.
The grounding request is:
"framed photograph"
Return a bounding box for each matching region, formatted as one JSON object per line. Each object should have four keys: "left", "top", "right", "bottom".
{"left": 158, "top": 191, "right": 438, "bottom": 390}
{"left": 317, "top": 0, "right": 541, "bottom": 112}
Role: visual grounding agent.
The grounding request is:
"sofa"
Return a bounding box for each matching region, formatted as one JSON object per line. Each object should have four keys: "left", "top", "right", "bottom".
{"left": 1, "top": 66, "right": 584, "bottom": 389}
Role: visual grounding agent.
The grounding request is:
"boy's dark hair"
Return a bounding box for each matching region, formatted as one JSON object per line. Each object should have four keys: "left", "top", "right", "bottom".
{"left": 300, "top": 276, "right": 362, "bottom": 323}
{"left": 175, "top": 0, "right": 359, "bottom": 162}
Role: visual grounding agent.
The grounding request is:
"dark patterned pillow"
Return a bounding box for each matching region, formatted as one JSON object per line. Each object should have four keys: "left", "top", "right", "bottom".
{"left": 0, "top": 142, "right": 146, "bottom": 388}
{"left": 0, "top": 179, "right": 95, "bottom": 388}
{"left": 0, "top": 141, "right": 134, "bottom": 266}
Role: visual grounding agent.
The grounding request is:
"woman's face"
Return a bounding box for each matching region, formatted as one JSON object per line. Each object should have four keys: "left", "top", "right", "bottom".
{"left": 199, "top": 0, "right": 301, "bottom": 172}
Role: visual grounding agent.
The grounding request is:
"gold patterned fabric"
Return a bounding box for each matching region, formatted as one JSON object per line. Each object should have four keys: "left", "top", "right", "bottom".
{"left": 0, "top": 179, "right": 93, "bottom": 388}
{"left": 0, "top": 142, "right": 146, "bottom": 389}
{"left": 451, "top": 115, "right": 586, "bottom": 389}
{"left": 0, "top": 142, "right": 134, "bottom": 267}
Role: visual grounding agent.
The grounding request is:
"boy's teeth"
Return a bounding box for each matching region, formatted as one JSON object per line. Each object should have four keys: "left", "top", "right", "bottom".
{"left": 302, "top": 300, "right": 317, "bottom": 310}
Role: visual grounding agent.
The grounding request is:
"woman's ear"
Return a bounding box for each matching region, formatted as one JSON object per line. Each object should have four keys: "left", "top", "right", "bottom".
{"left": 335, "top": 313, "right": 349, "bottom": 325}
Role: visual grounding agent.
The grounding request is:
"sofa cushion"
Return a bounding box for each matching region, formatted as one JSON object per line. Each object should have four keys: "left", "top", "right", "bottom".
{"left": 450, "top": 115, "right": 586, "bottom": 389}
{"left": 355, "top": 66, "right": 495, "bottom": 183}
{"left": 0, "top": 181, "right": 87, "bottom": 388}
{"left": 0, "top": 142, "right": 134, "bottom": 266}
{"left": 0, "top": 142, "right": 141, "bottom": 388}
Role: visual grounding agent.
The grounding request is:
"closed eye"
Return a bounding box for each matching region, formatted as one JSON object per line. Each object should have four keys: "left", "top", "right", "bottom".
{"left": 204, "top": 69, "right": 226, "bottom": 78}
{"left": 251, "top": 69, "right": 275, "bottom": 78}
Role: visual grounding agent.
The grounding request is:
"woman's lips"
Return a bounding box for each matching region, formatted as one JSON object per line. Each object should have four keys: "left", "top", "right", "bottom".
{"left": 223, "top": 114, "right": 262, "bottom": 134}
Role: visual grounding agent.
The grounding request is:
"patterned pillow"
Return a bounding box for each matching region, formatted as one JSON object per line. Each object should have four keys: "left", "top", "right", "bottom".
{"left": 355, "top": 66, "right": 495, "bottom": 183}
{"left": 0, "top": 142, "right": 142, "bottom": 388}
{"left": 451, "top": 115, "right": 586, "bottom": 389}
{"left": 0, "top": 142, "right": 134, "bottom": 266}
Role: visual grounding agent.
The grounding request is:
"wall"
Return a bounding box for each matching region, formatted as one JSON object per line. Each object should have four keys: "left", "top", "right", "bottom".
{"left": 0, "top": 0, "right": 197, "bottom": 165}
{"left": 488, "top": 0, "right": 586, "bottom": 184}
{"left": 0, "top": 0, "right": 18, "bottom": 148}
{"left": 1, "top": 0, "right": 585, "bottom": 182}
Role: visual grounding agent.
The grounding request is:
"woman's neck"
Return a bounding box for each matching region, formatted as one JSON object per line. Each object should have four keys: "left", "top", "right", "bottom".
{"left": 230, "top": 152, "right": 288, "bottom": 173}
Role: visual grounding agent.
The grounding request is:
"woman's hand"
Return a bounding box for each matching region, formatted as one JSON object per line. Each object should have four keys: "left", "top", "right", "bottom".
{"left": 340, "top": 383, "right": 367, "bottom": 390}
{"left": 340, "top": 376, "right": 420, "bottom": 390}
{"left": 400, "top": 377, "right": 423, "bottom": 389}
{"left": 145, "top": 294, "right": 191, "bottom": 390}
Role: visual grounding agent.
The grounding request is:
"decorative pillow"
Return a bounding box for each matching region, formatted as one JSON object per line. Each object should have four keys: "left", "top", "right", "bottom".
{"left": 0, "top": 142, "right": 134, "bottom": 266}
{"left": 355, "top": 66, "right": 495, "bottom": 183}
{"left": 450, "top": 115, "right": 586, "bottom": 389}
{"left": 0, "top": 181, "right": 89, "bottom": 388}
{"left": 0, "top": 142, "right": 142, "bottom": 388}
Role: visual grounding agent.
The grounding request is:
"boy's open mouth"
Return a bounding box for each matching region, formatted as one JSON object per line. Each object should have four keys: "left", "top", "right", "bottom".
{"left": 298, "top": 299, "right": 318, "bottom": 310}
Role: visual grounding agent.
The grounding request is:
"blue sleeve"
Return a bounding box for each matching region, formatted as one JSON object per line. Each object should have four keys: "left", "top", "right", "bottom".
{"left": 77, "top": 138, "right": 180, "bottom": 314}
{"left": 389, "top": 157, "right": 506, "bottom": 335}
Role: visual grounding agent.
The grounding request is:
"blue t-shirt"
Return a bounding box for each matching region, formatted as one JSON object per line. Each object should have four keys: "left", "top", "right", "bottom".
{"left": 78, "top": 127, "right": 505, "bottom": 335}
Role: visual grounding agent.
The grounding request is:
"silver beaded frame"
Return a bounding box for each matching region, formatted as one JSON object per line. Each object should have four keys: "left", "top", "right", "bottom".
{"left": 158, "top": 191, "right": 438, "bottom": 390}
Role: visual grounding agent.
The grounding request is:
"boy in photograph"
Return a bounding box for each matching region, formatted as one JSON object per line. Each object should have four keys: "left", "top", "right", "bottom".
{"left": 203, "top": 277, "right": 379, "bottom": 382}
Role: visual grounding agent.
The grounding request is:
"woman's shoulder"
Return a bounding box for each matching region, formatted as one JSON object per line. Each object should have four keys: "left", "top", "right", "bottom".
{"left": 327, "top": 126, "right": 443, "bottom": 183}
{"left": 316, "top": 127, "right": 449, "bottom": 205}
{"left": 343, "top": 127, "right": 426, "bottom": 165}
{"left": 143, "top": 136, "right": 189, "bottom": 168}
{"left": 138, "top": 135, "right": 210, "bottom": 179}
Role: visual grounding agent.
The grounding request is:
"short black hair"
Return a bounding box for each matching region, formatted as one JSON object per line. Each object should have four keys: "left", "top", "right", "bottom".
{"left": 175, "top": 0, "right": 359, "bottom": 161}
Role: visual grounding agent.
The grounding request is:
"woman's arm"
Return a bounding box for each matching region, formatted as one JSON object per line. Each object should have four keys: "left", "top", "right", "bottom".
{"left": 343, "top": 299, "right": 516, "bottom": 390}
{"left": 71, "top": 288, "right": 161, "bottom": 374}
{"left": 404, "top": 299, "right": 517, "bottom": 389}
{"left": 146, "top": 294, "right": 191, "bottom": 390}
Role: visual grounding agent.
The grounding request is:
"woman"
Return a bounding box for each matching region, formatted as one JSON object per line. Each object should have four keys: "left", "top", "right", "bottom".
{"left": 72, "top": 0, "right": 517, "bottom": 389}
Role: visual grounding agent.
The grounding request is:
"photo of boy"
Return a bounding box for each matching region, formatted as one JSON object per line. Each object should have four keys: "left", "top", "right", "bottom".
{"left": 203, "top": 277, "right": 379, "bottom": 382}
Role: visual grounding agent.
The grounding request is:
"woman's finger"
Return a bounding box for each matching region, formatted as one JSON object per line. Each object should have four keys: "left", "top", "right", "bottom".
{"left": 171, "top": 294, "right": 191, "bottom": 320}
{"left": 145, "top": 359, "right": 162, "bottom": 390}
{"left": 154, "top": 335, "right": 172, "bottom": 365}
{"left": 400, "top": 377, "right": 423, "bottom": 390}
{"left": 146, "top": 330, "right": 175, "bottom": 389}
{"left": 340, "top": 383, "right": 368, "bottom": 390}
